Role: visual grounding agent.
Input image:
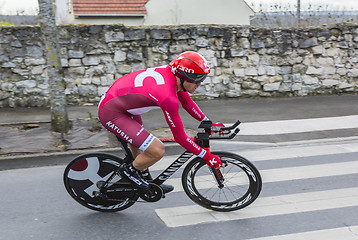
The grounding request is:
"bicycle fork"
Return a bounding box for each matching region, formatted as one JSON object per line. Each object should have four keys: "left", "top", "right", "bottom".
{"left": 210, "top": 166, "right": 225, "bottom": 188}
{"left": 195, "top": 123, "right": 225, "bottom": 189}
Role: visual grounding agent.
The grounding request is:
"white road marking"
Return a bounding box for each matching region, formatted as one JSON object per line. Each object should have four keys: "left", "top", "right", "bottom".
{"left": 163, "top": 159, "right": 358, "bottom": 192}
{"left": 236, "top": 115, "right": 358, "bottom": 135}
{"left": 236, "top": 141, "right": 358, "bottom": 162}
{"left": 151, "top": 140, "right": 358, "bottom": 170}
{"left": 153, "top": 141, "right": 358, "bottom": 228}
{"left": 155, "top": 187, "right": 358, "bottom": 227}
{"left": 250, "top": 225, "right": 358, "bottom": 240}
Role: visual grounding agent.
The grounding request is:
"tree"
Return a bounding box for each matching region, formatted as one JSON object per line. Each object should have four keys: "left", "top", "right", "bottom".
{"left": 38, "top": 0, "right": 70, "bottom": 133}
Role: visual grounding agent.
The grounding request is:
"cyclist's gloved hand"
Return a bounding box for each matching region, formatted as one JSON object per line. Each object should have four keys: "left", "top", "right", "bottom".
{"left": 212, "top": 122, "right": 225, "bottom": 128}
{"left": 203, "top": 152, "right": 224, "bottom": 168}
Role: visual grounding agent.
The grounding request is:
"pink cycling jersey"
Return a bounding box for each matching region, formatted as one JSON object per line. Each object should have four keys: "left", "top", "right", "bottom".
{"left": 98, "top": 65, "right": 208, "bottom": 157}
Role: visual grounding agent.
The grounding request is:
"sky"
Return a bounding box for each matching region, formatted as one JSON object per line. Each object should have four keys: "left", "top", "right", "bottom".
{"left": 0, "top": 0, "right": 357, "bottom": 15}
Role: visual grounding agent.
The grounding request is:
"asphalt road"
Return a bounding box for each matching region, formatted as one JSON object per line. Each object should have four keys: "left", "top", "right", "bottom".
{"left": 1, "top": 138, "right": 358, "bottom": 240}
{"left": 1, "top": 94, "right": 358, "bottom": 239}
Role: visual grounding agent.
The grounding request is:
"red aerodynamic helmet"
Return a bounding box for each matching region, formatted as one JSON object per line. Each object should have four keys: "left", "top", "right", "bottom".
{"left": 169, "top": 51, "right": 210, "bottom": 83}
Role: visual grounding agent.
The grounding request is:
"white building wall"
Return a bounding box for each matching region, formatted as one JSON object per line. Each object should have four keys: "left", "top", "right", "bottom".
{"left": 56, "top": 0, "right": 254, "bottom": 26}
{"left": 56, "top": 0, "right": 75, "bottom": 24}
{"left": 144, "top": 0, "right": 254, "bottom": 26}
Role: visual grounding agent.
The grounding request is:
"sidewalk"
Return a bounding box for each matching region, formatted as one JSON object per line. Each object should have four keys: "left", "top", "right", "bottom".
{"left": 1, "top": 94, "right": 358, "bottom": 158}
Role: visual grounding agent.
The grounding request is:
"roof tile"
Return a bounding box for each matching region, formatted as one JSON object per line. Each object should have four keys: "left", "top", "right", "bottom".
{"left": 73, "top": 0, "right": 149, "bottom": 16}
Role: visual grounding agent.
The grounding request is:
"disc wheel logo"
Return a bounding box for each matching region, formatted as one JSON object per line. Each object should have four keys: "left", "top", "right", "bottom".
{"left": 67, "top": 157, "right": 122, "bottom": 207}
{"left": 71, "top": 158, "right": 88, "bottom": 171}
{"left": 64, "top": 153, "right": 139, "bottom": 212}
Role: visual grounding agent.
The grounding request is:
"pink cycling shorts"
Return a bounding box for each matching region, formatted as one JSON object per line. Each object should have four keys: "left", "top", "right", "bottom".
{"left": 98, "top": 95, "right": 155, "bottom": 152}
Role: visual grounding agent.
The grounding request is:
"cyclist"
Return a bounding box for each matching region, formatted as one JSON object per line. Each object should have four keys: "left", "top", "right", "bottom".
{"left": 98, "top": 51, "right": 224, "bottom": 195}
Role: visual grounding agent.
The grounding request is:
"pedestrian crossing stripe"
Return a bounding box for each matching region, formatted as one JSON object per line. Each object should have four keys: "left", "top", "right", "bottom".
{"left": 250, "top": 225, "right": 358, "bottom": 240}
{"left": 150, "top": 140, "right": 358, "bottom": 171}
{"left": 161, "top": 157, "right": 358, "bottom": 193}
{"left": 238, "top": 141, "right": 358, "bottom": 162}
{"left": 155, "top": 187, "right": 358, "bottom": 227}
{"left": 153, "top": 141, "right": 358, "bottom": 228}
{"left": 237, "top": 115, "right": 358, "bottom": 135}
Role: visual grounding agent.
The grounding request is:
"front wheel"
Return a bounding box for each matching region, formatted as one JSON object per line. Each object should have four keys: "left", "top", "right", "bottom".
{"left": 63, "top": 152, "right": 138, "bottom": 212}
{"left": 182, "top": 151, "right": 262, "bottom": 212}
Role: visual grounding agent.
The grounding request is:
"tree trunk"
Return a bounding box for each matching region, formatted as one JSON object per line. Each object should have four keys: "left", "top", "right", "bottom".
{"left": 38, "top": 0, "right": 70, "bottom": 133}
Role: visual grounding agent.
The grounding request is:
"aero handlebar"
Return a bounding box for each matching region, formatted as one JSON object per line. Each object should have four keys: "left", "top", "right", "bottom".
{"left": 220, "top": 120, "right": 241, "bottom": 131}
{"left": 209, "top": 120, "right": 241, "bottom": 140}
{"left": 209, "top": 128, "right": 240, "bottom": 140}
{"left": 159, "top": 120, "right": 242, "bottom": 142}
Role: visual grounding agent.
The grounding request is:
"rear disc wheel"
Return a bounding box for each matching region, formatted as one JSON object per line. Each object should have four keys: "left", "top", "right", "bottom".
{"left": 63, "top": 152, "right": 138, "bottom": 212}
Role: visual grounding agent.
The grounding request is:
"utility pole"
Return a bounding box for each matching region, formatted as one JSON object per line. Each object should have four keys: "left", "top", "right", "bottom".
{"left": 38, "top": 0, "right": 70, "bottom": 133}
{"left": 297, "top": 0, "right": 301, "bottom": 26}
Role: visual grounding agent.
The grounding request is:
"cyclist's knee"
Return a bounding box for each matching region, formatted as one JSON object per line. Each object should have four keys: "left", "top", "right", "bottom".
{"left": 147, "top": 139, "right": 165, "bottom": 160}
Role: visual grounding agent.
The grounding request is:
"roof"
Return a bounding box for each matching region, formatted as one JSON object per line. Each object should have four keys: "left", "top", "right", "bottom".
{"left": 72, "top": 0, "right": 149, "bottom": 17}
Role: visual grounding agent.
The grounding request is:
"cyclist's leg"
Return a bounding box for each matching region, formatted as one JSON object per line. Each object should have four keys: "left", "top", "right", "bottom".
{"left": 99, "top": 106, "right": 164, "bottom": 170}
{"left": 129, "top": 144, "right": 141, "bottom": 158}
{"left": 124, "top": 114, "right": 165, "bottom": 171}
{"left": 99, "top": 106, "right": 173, "bottom": 193}
{"left": 129, "top": 140, "right": 173, "bottom": 193}
{"left": 130, "top": 138, "right": 164, "bottom": 171}
{"left": 127, "top": 115, "right": 172, "bottom": 192}
{"left": 128, "top": 115, "right": 144, "bottom": 158}
{"left": 130, "top": 115, "right": 164, "bottom": 170}
{"left": 99, "top": 109, "right": 156, "bottom": 193}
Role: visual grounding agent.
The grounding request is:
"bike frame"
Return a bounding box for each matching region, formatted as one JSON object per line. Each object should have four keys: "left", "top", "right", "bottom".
{"left": 116, "top": 135, "right": 194, "bottom": 186}
{"left": 112, "top": 120, "right": 241, "bottom": 189}
{"left": 153, "top": 151, "right": 194, "bottom": 185}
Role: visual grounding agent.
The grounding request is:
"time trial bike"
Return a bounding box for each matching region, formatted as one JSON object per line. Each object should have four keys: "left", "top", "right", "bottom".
{"left": 63, "top": 120, "right": 262, "bottom": 212}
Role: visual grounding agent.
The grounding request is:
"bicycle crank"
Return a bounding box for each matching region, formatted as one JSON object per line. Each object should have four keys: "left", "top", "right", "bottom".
{"left": 138, "top": 183, "right": 163, "bottom": 202}
{"left": 94, "top": 183, "right": 164, "bottom": 203}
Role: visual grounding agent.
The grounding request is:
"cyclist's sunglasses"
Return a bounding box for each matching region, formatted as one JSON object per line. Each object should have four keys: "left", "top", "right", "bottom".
{"left": 180, "top": 71, "right": 208, "bottom": 84}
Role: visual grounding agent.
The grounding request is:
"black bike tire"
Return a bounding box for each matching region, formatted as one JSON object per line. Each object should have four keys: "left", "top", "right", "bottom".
{"left": 63, "top": 152, "right": 138, "bottom": 212}
{"left": 182, "top": 151, "right": 262, "bottom": 212}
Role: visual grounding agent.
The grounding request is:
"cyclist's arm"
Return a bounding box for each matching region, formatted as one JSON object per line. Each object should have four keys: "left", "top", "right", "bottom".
{"left": 161, "top": 97, "right": 206, "bottom": 158}
{"left": 177, "top": 91, "right": 208, "bottom": 122}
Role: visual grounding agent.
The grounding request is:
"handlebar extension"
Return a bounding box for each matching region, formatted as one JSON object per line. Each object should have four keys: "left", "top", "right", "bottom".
{"left": 209, "top": 128, "right": 240, "bottom": 140}
{"left": 198, "top": 120, "right": 241, "bottom": 140}
{"left": 220, "top": 120, "right": 241, "bottom": 131}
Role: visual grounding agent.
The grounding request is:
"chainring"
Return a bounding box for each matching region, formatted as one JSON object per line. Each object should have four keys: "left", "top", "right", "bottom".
{"left": 138, "top": 183, "right": 163, "bottom": 202}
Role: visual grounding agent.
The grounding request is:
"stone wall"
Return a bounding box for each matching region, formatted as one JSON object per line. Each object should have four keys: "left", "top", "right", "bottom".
{"left": 0, "top": 24, "right": 357, "bottom": 107}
